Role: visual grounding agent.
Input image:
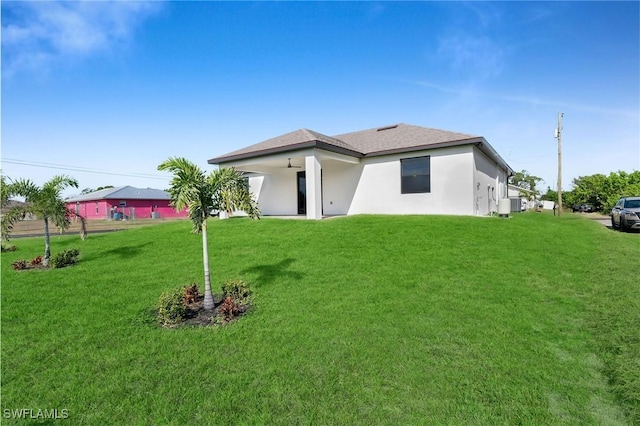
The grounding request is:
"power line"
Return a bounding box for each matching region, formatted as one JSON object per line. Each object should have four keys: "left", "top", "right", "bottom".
{"left": 1, "top": 158, "right": 170, "bottom": 180}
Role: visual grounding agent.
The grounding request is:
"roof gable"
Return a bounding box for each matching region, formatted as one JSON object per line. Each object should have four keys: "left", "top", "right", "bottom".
{"left": 209, "top": 128, "right": 362, "bottom": 164}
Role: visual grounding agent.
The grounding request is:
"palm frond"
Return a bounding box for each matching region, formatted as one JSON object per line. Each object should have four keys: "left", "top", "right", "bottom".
{"left": 1, "top": 205, "right": 28, "bottom": 242}
{"left": 64, "top": 207, "right": 88, "bottom": 240}
{"left": 50, "top": 199, "right": 72, "bottom": 233}
{"left": 9, "top": 178, "right": 40, "bottom": 202}
{"left": 159, "top": 160, "right": 260, "bottom": 228}
{"left": 208, "top": 168, "right": 260, "bottom": 219}
{"left": 41, "top": 175, "right": 79, "bottom": 195}
{"left": 158, "top": 157, "right": 209, "bottom": 213}
{"left": 159, "top": 157, "right": 214, "bottom": 233}
{"left": 1, "top": 175, "right": 16, "bottom": 209}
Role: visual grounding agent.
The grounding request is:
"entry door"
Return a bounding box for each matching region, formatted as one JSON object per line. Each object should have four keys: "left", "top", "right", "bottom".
{"left": 297, "top": 171, "right": 306, "bottom": 215}
{"left": 296, "top": 170, "right": 323, "bottom": 215}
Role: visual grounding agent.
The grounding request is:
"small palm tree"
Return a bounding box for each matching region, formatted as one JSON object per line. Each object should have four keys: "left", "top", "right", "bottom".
{"left": 158, "top": 157, "right": 259, "bottom": 310}
{"left": 7, "top": 175, "right": 86, "bottom": 266}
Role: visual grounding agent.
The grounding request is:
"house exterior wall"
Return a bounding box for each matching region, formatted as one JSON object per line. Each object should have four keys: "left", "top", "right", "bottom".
{"left": 251, "top": 171, "right": 299, "bottom": 215}
{"left": 507, "top": 185, "right": 533, "bottom": 199}
{"left": 70, "top": 200, "right": 111, "bottom": 220}
{"left": 348, "top": 145, "right": 475, "bottom": 215}
{"left": 67, "top": 199, "right": 187, "bottom": 220}
{"left": 247, "top": 145, "right": 479, "bottom": 216}
{"left": 321, "top": 159, "right": 363, "bottom": 216}
{"left": 473, "top": 147, "right": 503, "bottom": 216}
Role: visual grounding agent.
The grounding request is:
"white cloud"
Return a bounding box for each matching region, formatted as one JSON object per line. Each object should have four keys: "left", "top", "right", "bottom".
{"left": 414, "top": 80, "right": 639, "bottom": 120}
{"left": 462, "top": 2, "right": 503, "bottom": 30}
{"left": 1, "top": 1, "right": 163, "bottom": 77}
{"left": 437, "top": 34, "right": 505, "bottom": 79}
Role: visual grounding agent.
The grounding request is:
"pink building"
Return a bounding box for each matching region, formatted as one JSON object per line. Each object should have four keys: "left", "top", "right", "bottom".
{"left": 65, "top": 186, "right": 188, "bottom": 220}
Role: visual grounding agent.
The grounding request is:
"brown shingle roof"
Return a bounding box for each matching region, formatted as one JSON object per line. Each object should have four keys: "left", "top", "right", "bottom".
{"left": 333, "top": 123, "right": 481, "bottom": 156}
{"left": 209, "top": 128, "right": 362, "bottom": 164}
{"left": 208, "top": 123, "right": 509, "bottom": 173}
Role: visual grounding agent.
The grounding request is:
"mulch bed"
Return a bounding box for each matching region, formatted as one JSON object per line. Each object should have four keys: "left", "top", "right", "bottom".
{"left": 169, "top": 294, "right": 251, "bottom": 328}
{"left": 181, "top": 296, "right": 222, "bottom": 327}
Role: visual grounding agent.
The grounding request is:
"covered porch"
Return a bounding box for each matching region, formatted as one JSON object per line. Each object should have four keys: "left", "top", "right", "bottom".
{"left": 221, "top": 148, "right": 361, "bottom": 220}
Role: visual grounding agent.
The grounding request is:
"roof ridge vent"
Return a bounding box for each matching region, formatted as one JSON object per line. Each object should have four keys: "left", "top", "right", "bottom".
{"left": 376, "top": 124, "right": 399, "bottom": 132}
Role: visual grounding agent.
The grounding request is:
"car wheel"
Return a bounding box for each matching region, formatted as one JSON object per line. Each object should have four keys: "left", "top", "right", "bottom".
{"left": 611, "top": 217, "right": 616, "bottom": 228}
{"left": 620, "top": 218, "right": 626, "bottom": 232}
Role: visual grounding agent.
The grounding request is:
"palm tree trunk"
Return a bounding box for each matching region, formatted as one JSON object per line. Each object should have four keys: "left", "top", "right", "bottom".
{"left": 43, "top": 217, "right": 51, "bottom": 267}
{"left": 202, "top": 220, "right": 214, "bottom": 310}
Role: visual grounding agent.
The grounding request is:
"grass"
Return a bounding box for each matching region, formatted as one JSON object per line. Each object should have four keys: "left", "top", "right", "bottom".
{"left": 1, "top": 213, "right": 639, "bottom": 424}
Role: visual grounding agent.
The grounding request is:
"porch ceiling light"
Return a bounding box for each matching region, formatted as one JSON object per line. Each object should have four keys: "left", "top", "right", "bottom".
{"left": 286, "top": 158, "right": 302, "bottom": 169}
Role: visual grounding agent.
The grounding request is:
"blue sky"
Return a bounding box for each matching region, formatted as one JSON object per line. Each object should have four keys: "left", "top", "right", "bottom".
{"left": 2, "top": 1, "right": 638, "bottom": 197}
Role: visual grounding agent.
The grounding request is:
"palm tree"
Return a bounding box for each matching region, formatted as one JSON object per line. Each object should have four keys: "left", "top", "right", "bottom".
{"left": 158, "top": 157, "right": 259, "bottom": 310}
{"left": 9, "top": 175, "right": 86, "bottom": 266}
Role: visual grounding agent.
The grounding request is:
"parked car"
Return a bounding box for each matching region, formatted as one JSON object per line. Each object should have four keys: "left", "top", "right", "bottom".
{"left": 611, "top": 197, "right": 640, "bottom": 231}
{"left": 572, "top": 203, "right": 595, "bottom": 213}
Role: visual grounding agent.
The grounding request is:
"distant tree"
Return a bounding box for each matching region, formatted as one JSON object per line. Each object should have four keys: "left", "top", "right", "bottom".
{"left": 571, "top": 170, "right": 640, "bottom": 212}
{"left": 561, "top": 190, "right": 577, "bottom": 208}
{"left": 509, "top": 170, "right": 543, "bottom": 196}
{"left": 9, "top": 175, "right": 87, "bottom": 266}
{"left": 80, "top": 188, "right": 95, "bottom": 194}
{"left": 158, "top": 158, "right": 259, "bottom": 311}
{"left": 95, "top": 185, "right": 114, "bottom": 191}
{"left": 540, "top": 186, "right": 558, "bottom": 203}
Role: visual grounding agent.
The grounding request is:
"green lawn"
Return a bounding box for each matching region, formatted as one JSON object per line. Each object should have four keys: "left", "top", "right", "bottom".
{"left": 2, "top": 213, "right": 638, "bottom": 424}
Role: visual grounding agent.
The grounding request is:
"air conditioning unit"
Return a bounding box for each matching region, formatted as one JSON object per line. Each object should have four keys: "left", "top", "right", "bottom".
{"left": 498, "top": 199, "right": 510, "bottom": 218}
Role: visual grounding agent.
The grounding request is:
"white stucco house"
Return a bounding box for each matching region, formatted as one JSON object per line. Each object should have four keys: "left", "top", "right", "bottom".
{"left": 208, "top": 123, "right": 514, "bottom": 219}
{"left": 508, "top": 184, "right": 536, "bottom": 211}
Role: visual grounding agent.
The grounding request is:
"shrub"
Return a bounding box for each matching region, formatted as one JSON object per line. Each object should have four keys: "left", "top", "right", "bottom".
{"left": 217, "top": 280, "right": 253, "bottom": 323}
{"left": 12, "top": 260, "right": 28, "bottom": 271}
{"left": 12, "top": 256, "right": 45, "bottom": 270}
{"left": 222, "top": 279, "right": 253, "bottom": 305}
{"left": 157, "top": 287, "right": 187, "bottom": 327}
{"left": 218, "top": 297, "right": 242, "bottom": 322}
{"left": 50, "top": 249, "right": 80, "bottom": 268}
{"left": 183, "top": 283, "right": 199, "bottom": 305}
{"left": 155, "top": 281, "right": 252, "bottom": 327}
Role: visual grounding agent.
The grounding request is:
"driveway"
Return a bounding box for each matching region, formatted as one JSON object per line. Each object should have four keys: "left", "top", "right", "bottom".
{"left": 589, "top": 214, "right": 611, "bottom": 228}
{"left": 587, "top": 213, "right": 639, "bottom": 233}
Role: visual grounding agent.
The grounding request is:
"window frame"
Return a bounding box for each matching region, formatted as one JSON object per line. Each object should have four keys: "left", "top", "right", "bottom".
{"left": 400, "top": 156, "right": 431, "bottom": 194}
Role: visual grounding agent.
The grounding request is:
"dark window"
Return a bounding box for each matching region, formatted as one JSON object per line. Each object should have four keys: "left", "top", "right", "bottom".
{"left": 401, "top": 156, "right": 430, "bottom": 194}
{"left": 297, "top": 171, "right": 306, "bottom": 215}
{"left": 625, "top": 199, "right": 640, "bottom": 208}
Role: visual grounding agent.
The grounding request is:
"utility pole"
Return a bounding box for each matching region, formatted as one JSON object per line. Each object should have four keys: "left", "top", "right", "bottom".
{"left": 555, "top": 112, "right": 563, "bottom": 216}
